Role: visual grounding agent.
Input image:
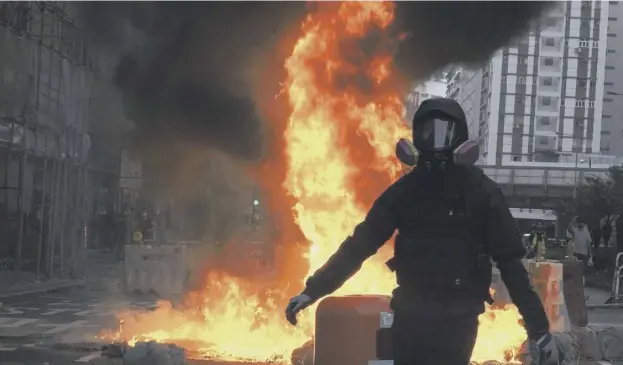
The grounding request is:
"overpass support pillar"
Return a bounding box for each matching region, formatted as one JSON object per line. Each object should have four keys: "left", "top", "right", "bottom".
{"left": 555, "top": 213, "right": 573, "bottom": 238}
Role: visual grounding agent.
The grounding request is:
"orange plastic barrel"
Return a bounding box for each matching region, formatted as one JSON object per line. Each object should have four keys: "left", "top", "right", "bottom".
{"left": 314, "top": 295, "right": 391, "bottom": 365}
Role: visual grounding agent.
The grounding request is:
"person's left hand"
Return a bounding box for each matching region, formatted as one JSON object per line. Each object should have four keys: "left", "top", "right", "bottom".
{"left": 519, "top": 333, "right": 561, "bottom": 365}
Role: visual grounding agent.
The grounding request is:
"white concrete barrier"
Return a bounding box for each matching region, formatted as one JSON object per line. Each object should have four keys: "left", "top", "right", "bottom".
{"left": 491, "top": 260, "right": 571, "bottom": 333}
{"left": 124, "top": 245, "right": 188, "bottom": 298}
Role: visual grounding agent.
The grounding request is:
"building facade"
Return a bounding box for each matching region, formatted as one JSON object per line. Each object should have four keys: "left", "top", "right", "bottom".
{"left": 0, "top": 2, "right": 126, "bottom": 278}
{"left": 601, "top": 1, "right": 623, "bottom": 156}
{"left": 446, "top": 68, "right": 483, "bottom": 141}
{"left": 450, "top": 1, "right": 610, "bottom": 167}
{"left": 404, "top": 79, "right": 447, "bottom": 128}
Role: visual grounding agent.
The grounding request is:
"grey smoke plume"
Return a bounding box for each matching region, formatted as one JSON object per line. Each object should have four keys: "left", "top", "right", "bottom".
{"left": 80, "top": 1, "right": 554, "bottom": 164}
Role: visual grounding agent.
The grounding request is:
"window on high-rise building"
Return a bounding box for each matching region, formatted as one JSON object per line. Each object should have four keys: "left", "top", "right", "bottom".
{"left": 539, "top": 76, "right": 560, "bottom": 91}
{"left": 608, "top": 49, "right": 616, "bottom": 54}
{"left": 536, "top": 116, "right": 557, "bottom": 132}
{"left": 537, "top": 136, "right": 550, "bottom": 145}
{"left": 543, "top": 17, "right": 563, "bottom": 31}
{"left": 538, "top": 96, "right": 558, "bottom": 111}
{"left": 543, "top": 57, "right": 554, "bottom": 66}
{"left": 545, "top": 38, "right": 556, "bottom": 47}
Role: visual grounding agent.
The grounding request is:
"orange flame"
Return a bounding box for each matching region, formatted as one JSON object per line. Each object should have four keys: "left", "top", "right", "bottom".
{"left": 103, "top": 2, "right": 527, "bottom": 364}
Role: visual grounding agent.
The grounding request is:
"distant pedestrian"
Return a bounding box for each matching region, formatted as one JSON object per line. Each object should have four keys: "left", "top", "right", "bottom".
{"left": 602, "top": 217, "right": 613, "bottom": 247}
{"left": 569, "top": 218, "right": 593, "bottom": 270}
{"left": 138, "top": 210, "right": 156, "bottom": 242}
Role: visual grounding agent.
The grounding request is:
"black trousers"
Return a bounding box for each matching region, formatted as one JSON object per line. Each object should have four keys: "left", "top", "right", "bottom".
{"left": 574, "top": 253, "right": 589, "bottom": 269}
{"left": 391, "top": 313, "right": 479, "bottom": 365}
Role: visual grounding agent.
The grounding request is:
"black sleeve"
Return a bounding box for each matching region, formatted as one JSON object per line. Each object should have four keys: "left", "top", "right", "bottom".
{"left": 301, "top": 180, "right": 402, "bottom": 301}
{"left": 483, "top": 177, "right": 550, "bottom": 340}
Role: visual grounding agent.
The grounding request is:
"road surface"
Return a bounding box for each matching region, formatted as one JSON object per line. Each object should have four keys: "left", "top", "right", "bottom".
{"left": 585, "top": 286, "right": 623, "bottom": 324}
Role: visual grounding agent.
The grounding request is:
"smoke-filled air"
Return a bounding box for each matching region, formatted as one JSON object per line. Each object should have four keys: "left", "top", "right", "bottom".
{"left": 86, "top": 1, "right": 555, "bottom": 363}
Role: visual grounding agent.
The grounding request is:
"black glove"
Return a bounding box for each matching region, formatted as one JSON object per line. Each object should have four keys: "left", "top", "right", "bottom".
{"left": 519, "top": 333, "right": 562, "bottom": 365}
{"left": 284, "top": 294, "right": 313, "bottom": 326}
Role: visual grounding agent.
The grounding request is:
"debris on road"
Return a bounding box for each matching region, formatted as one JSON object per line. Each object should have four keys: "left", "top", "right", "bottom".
{"left": 102, "top": 342, "right": 126, "bottom": 358}
{"left": 291, "top": 339, "right": 313, "bottom": 365}
{"left": 122, "top": 341, "right": 187, "bottom": 365}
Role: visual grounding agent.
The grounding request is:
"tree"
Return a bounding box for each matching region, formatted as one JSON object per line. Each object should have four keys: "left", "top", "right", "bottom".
{"left": 571, "top": 165, "right": 623, "bottom": 247}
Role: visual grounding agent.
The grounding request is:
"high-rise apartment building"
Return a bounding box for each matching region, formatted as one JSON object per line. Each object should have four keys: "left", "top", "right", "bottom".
{"left": 449, "top": 1, "right": 610, "bottom": 166}
{"left": 601, "top": 1, "right": 623, "bottom": 156}
{"left": 446, "top": 68, "right": 483, "bottom": 140}
{"left": 404, "top": 79, "right": 447, "bottom": 128}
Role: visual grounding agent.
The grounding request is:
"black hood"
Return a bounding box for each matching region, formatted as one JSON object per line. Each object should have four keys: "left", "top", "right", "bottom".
{"left": 411, "top": 97, "right": 469, "bottom": 148}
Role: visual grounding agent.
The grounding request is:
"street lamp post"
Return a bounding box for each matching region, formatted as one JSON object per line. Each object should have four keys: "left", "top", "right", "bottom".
{"left": 574, "top": 148, "right": 579, "bottom": 198}
{"left": 555, "top": 132, "right": 583, "bottom": 198}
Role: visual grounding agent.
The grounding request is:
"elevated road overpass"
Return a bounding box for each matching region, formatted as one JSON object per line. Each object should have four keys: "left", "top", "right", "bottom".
{"left": 478, "top": 164, "right": 610, "bottom": 209}
{"left": 478, "top": 162, "right": 615, "bottom": 235}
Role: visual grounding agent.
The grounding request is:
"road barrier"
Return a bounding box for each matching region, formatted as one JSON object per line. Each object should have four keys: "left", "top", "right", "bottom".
{"left": 315, "top": 295, "right": 391, "bottom": 365}
{"left": 491, "top": 260, "right": 572, "bottom": 332}
{"left": 527, "top": 260, "right": 571, "bottom": 332}
{"left": 561, "top": 260, "right": 588, "bottom": 327}
{"left": 123, "top": 245, "right": 188, "bottom": 298}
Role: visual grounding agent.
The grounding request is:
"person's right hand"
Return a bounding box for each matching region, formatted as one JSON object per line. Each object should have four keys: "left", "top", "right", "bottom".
{"left": 285, "top": 294, "right": 312, "bottom": 326}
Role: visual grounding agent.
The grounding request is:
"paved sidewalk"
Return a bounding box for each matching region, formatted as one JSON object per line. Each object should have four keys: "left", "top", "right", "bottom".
{"left": 0, "top": 249, "right": 120, "bottom": 300}
{"left": 0, "top": 271, "right": 84, "bottom": 300}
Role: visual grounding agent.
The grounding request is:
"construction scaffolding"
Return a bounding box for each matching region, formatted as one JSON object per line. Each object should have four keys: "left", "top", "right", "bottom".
{"left": 0, "top": 2, "right": 113, "bottom": 279}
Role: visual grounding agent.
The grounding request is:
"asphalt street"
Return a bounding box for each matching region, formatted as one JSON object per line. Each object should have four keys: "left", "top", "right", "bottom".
{"left": 0, "top": 255, "right": 160, "bottom": 365}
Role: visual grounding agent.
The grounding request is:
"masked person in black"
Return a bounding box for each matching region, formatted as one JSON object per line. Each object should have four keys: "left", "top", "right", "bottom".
{"left": 285, "top": 98, "right": 559, "bottom": 365}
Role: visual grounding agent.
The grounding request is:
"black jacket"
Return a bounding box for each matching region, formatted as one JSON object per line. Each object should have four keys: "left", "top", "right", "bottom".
{"left": 301, "top": 98, "right": 549, "bottom": 340}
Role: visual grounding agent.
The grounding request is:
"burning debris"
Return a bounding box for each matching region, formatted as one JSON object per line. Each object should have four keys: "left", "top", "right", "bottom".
{"left": 102, "top": 341, "right": 187, "bottom": 365}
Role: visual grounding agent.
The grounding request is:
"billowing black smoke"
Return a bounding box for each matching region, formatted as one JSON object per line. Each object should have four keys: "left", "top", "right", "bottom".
{"left": 81, "top": 2, "right": 308, "bottom": 163}
{"left": 80, "top": 1, "right": 555, "bottom": 164}
{"left": 393, "top": 1, "right": 557, "bottom": 80}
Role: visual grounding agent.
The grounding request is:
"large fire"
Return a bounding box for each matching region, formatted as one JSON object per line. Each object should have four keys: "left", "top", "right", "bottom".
{"left": 104, "top": 2, "right": 527, "bottom": 364}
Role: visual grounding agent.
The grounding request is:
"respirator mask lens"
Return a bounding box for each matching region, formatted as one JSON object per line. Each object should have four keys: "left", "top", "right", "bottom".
{"left": 414, "top": 118, "right": 460, "bottom": 151}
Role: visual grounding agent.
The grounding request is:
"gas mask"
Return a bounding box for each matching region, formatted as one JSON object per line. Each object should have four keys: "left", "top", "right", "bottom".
{"left": 395, "top": 117, "right": 479, "bottom": 170}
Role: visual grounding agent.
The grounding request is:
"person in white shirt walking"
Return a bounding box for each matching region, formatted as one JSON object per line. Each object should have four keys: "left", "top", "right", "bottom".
{"left": 568, "top": 217, "right": 593, "bottom": 269}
